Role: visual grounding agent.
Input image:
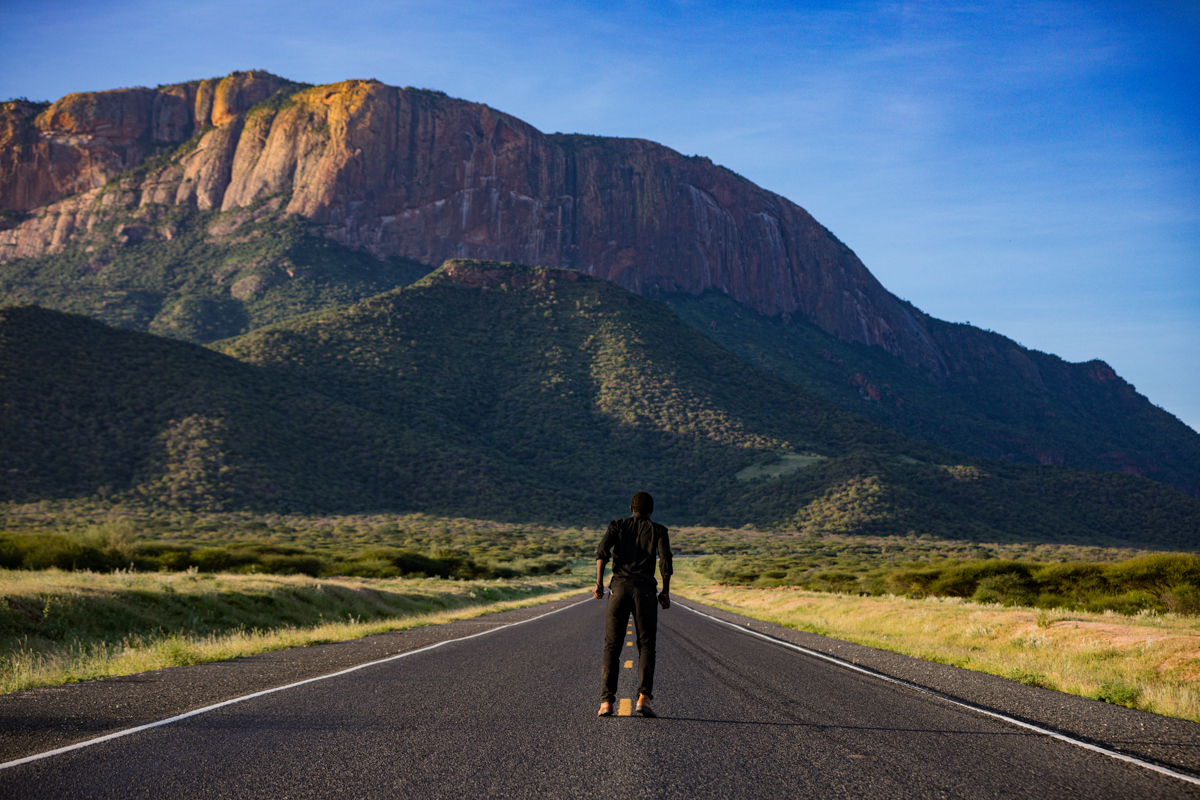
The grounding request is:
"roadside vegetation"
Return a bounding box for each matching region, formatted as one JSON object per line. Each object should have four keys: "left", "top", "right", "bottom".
{"left": 0, "top": 567, "right": 585, "bottom": 694}
{"left": 674, "top": 562, "right": 1200, "bottom": 722}
{"left": 0, "top": 526, "right": 573, "bottom": 581}
{"left": 2, "top": 509, "right": 1196, "bottom": 719}
{"left": 696, "top": 551, "right": 1200, "bottom": 616}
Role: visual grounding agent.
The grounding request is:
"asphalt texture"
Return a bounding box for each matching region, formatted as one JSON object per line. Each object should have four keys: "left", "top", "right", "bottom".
{"left": 1, "top": 593, "right": 1197, "bottom": 799}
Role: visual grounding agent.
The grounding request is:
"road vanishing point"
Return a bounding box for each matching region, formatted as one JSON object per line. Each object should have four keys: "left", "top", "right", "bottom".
{"left": 1, "top": 594, "right": 1197, "bottom": 798}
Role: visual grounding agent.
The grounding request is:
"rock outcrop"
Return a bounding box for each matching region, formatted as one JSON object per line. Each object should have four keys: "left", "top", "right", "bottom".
{"left": 0, "top": 72, "right": 289, "bottom": 215}
{"left": 0, "top": 73, "right": 944, "bottom": 375}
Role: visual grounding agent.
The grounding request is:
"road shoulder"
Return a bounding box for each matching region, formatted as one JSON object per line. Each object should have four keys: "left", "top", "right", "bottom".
{"left": 678, "top": 596, "right": 1200, "bottom": 780}
{"left": 0, "top": 593, "right": 592, "bottom": 764}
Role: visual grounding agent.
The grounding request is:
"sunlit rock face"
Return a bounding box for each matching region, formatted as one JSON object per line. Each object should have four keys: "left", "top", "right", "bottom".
{"left": 1, "top": 73, "right": 943, "bottom": 372}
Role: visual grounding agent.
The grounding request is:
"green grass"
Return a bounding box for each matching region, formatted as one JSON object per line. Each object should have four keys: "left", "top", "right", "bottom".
{"left": 734, "top": 452, "right": 827, "bottom": 481}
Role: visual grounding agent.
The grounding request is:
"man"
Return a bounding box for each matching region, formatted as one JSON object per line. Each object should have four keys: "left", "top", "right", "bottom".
{"left": 594, "top": 490, "right": 672, "bottom": 718}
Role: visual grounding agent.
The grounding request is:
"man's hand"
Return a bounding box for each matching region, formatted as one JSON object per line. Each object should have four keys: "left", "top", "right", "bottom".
{"left": 593, "top": 585, "right": 605, "bottom": 599}
{"left": 658, "top": 591, "right": 670, "bottom": 609}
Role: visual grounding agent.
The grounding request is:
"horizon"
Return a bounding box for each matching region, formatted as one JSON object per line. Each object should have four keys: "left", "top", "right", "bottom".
{"left": 2, "top": 0, "right": 1197, "bottom": 432}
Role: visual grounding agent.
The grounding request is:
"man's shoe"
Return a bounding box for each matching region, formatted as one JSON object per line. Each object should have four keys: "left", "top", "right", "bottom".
{"left": 597, "top": 702, "right": 613, "bottom": 717}
{"left": 636, "top": 695, "right": 656, "bottom": 718}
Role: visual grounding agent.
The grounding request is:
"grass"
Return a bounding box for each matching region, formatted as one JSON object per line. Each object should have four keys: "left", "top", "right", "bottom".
{"left": 672, "top": 561, "right": 1200, "bottom": 722}
{"left": 0, "top": 566, "right": 588, "bottom": 694}
{"left": 734, "top": 452, "right": 827, "bottom": 481}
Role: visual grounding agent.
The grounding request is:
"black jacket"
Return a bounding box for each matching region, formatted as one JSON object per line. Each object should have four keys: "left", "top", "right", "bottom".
{"left": 596, "top": 514, "right": 673, "bottom": 584}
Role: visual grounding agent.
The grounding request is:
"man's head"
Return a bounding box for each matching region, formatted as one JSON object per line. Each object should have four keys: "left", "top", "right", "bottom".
{"left": 630, "top": 491, "right": 654, "bottom": 516}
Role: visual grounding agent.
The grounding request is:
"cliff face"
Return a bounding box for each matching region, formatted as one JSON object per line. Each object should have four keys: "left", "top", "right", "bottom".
{"left": 0, "top": 71, "right": 288, "bottom": 214}
{"left": 0, "top": 74, "right": 944, "bottom": 375}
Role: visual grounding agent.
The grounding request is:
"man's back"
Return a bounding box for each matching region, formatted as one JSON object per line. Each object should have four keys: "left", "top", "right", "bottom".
{"left": 597, "top": 515, "right": 672, "bottom": 584}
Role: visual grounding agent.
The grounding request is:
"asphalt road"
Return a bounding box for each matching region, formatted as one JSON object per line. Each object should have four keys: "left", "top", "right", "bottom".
{"left": 2, "top": 595, "right": 1197, "bottom": 799}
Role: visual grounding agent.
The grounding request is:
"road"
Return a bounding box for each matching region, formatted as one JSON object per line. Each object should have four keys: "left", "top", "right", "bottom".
{"left": 1, "top": 595, "right": 1197, "bottom": 798}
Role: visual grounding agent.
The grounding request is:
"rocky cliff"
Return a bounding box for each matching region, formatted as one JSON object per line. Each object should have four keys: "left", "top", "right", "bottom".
{"left": 0, "top": 72, "right": 944, "bottom": 376}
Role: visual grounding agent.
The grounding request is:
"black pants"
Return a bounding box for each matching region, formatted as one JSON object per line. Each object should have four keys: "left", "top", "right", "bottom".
{"left": 600, "top": 578, "right": 659, "bottom": 703}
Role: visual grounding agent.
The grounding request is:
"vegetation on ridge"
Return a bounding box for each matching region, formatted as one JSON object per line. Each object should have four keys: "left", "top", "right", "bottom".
{"left": 661, "top": 290, "right": 1200, "bottom": 498}
{"left": 0, "top": 203, "right": 431, "bottom": 343}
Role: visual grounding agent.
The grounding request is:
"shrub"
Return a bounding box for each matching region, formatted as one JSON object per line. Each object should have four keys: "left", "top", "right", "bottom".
{"left": 1032, "top": 562, "right": 1107, "bottom": 599}
{"left": 341, "top": 558, "right": 401, "bottom": 578}
{"left": 191, "top": 547, "right": 235, "bottom": 571}
{"left": 1104, "top": 553, "right": 1200, "bottom": 592}
{"left": 258, "top": 554, "right": 324, "bottom": 577}
{"left": 971, "top": 573, "right": 1033, "bottom": 606}
{"left": 1093, "top": 680, "right": 1142, "bottom": 709}
{"left": 931, "top": 560, "right": 1033, "bottom": 598}
{"left": 1162, "top": 585, "right": 1200, "bottom": 615}
{"left": 1082, "top": 591, "right": 1161, "bottom": 616}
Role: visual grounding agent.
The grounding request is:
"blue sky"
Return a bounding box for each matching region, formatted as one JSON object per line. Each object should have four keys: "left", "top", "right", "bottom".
{"left": 3, "top": 0, "right": 1198, "bottom": 431}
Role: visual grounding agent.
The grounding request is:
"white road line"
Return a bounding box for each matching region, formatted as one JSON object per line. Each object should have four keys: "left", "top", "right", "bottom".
{"left": 679, "top": 601, "right": 1200, "bottom": 788}
{"left": 1, "top": 596, "right": 593, "bottom": 771}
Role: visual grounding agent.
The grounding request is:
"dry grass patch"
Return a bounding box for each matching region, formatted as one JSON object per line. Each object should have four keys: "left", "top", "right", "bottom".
{"left": 674, "top": 564, "right": 1200, "bottom": 722}
{"left": 1, "top": 567, "right": 585, "bottom": 694}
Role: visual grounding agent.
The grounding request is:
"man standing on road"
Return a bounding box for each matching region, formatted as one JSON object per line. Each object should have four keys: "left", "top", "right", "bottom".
{"left": 594, "top": 491, "right": 672, "bottom": 718}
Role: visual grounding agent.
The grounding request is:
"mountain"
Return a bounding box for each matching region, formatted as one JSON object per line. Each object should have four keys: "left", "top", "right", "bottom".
{"left": 3, "top": 260, "right": 1198, "bottom": 550}
{"left": 1, "top": 72, "right": 932, "bottom": 370}
{"left": 2, "top": 71, "right": 1197, "bottom": 496}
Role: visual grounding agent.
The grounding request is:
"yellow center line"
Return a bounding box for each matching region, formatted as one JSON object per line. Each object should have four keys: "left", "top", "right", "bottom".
{"left": 618, "top": 698, "right": 632, "bottom": 716}
{"left": 626, "top": 641, "right": 632, "bottom": 646}
{"left": 624, "top": 660, "right": 633, "bottom": 668}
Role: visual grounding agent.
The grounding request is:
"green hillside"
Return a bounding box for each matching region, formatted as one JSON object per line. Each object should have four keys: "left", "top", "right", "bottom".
{"left": 0, "top": 203, "right": 431, "bottom": 342}
{"left": 3, "top": 261, "right": 1199, "bottom": 548}
{"left": 661, "top": 290, "right": 1200, "bottom": 497}
{"left": 0, "top": 304, "right": 435, "bottom": 512}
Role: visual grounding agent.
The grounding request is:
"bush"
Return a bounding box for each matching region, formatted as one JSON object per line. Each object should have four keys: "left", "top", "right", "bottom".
{"left": 1104, "top": 553, "right": 1200, "bottom": 592}
{"left": 1093, "top": 680, "right": 1142, "bottom": 709}
{"left": 1032, "top": 562, "right": 1107, "bottom": 599}
{"left": 972, "top": 573, "right": 1033, "bottom": 606}
{"left": 191, "top": 547, "right": 235, "bottom": 571}
{"left": 1162, "top": 585, "right": 1200, "bottom": 615}
{"left": 341, "top": 558, "right": 401, "bottom": 579}
{"left": 258, "top": 554, "right": 324, "bottom": 577}
{"left": 1081, "top": 591, "right": 1161, "bottom": 616}
{"left": 699, "top": 551, "right": 1200, "bottom": 616}
{"left": 931, "top": 560, "right": 1033, "bottom": 598}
